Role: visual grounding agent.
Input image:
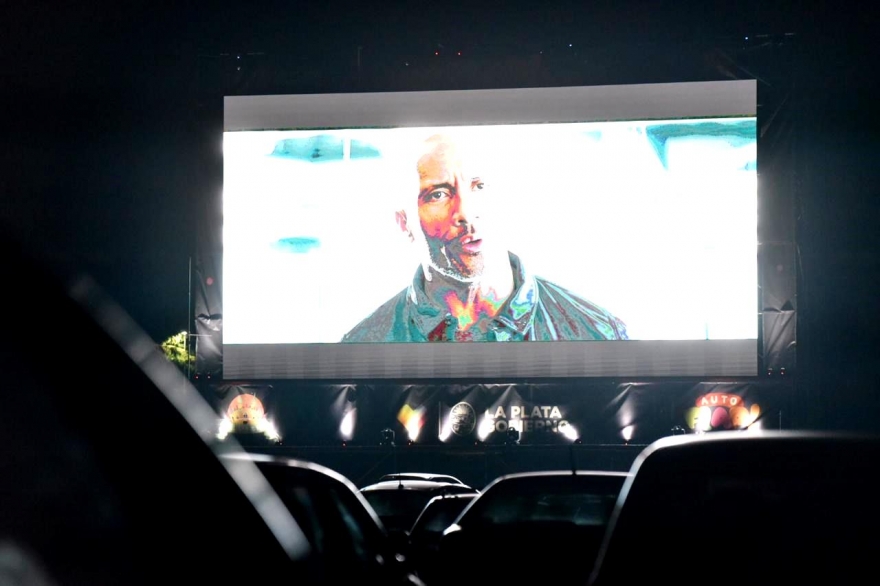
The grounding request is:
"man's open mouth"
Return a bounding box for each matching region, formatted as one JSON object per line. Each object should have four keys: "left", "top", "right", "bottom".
{"left": 458, "top": 237, "right": 483, "bottom": 253}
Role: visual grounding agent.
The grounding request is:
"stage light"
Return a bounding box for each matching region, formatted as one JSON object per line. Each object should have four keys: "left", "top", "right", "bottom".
{"left": 477, "top": 417, "right": 494, "bottom": 441}
{"left": 505, "top": 427, "right": 520, "bottom": 445}
{"left": 257, "top": 418, "right": 280, "bottom": 442}
{"left": 217, "top": 416, "right": 233, "bottom": 440}
{"left": 380, "top": 428, "right": 395, "bottom": 446}
{"left": 621, "top": 425, "right": 634, "bottom": 442}
{"left": 439, "top": 416, "right": 453, "bottom": 442}
{"left": 696, "top": 407, "right": 712, "bottom": 432}
{"left": 398, "top": 404, "right": 424, "bottom": 441}
{"left": 405, "top": 412, "right": 423, "bottom": 441}
{"left": 340, "top": 408, "right": 355, "bottom": 440}
{"left": 559, "top": 422, "right": 579, "bottom": 442}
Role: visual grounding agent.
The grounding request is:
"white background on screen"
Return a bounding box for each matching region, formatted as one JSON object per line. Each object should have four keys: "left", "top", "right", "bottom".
{"left": 222, "top": 119, "right": 757, "bottom": 344}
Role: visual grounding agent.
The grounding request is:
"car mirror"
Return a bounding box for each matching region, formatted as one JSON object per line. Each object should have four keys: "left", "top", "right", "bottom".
{"left": 438, "top": 525, "right": 467, "bottom": 556}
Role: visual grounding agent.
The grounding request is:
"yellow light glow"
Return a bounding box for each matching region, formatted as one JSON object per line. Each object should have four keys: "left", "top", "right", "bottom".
{"left": 397, "top": 404, "right": 414, "bottom": 426}
{"left": 398, "top": 405, "right": 425, "bottom": 442}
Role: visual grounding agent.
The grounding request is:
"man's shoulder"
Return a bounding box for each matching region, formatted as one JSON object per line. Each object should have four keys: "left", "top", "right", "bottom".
{"left": 532, "top": 276, "right": 629, "bottom": 340}
{"left": 340, "top": 288, "right": 411, "bottom": 343}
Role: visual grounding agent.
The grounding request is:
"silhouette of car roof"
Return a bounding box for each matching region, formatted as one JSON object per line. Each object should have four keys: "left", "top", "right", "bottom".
{"left": 362, "top": 479, "right": 478, "bottom": 492}
{"left": 379, "top": 473, "right": 466, "bottom": 485}
{"left": 360, "top": 480, "right": 480, "bottom": 534}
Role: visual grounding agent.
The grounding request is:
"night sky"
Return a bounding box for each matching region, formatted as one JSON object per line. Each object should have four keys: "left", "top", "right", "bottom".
{"left": 4, "top": 2, "right": 878, "bottom": 427}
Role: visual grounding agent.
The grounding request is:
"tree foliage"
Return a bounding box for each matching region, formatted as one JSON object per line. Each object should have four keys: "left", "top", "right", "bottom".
{"left": 160, "top": 331, "right": 195, "bottom": 371}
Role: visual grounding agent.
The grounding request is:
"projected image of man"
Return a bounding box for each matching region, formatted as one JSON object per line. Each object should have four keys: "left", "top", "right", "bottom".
{"left": 341, "top": 133, "right": 628, "bottom": 342}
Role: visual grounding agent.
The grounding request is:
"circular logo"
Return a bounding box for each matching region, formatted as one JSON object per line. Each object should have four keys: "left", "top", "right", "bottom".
{"left": 227, "top": 394, "right": 265, "bottom": 427}
{"left": 450, "top": 402, "right": 476, "bottom": 436}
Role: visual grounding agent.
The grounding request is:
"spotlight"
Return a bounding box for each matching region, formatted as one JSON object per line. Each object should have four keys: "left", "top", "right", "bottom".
{"left": 380, "top": 428, "right": 396, "bottom": 446}
{"left": 505, "top": 427, "right": 520, "bottom": 445}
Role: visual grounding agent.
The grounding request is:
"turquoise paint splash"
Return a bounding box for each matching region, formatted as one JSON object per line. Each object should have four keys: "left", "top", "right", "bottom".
{"left": 274, "top": 237, "right": 321, "bottom": 253}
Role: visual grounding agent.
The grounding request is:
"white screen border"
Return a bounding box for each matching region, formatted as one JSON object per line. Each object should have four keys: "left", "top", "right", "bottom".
{"left": 222, "top": 80, "right": 758, "bottom": 379}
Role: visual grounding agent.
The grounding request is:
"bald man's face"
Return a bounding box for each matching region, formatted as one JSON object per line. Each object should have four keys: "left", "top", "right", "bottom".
{"left": 411, "top": 135, "right": 495, "bottom": 281}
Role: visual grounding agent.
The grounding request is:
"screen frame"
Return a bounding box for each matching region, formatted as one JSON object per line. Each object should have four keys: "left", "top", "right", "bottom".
{"left": 222, "top": 80, "right": 759, "bottom": 380}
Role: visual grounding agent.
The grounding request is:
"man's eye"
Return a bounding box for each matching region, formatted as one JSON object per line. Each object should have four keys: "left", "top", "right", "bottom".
{"left": 472, "top": 181, "right": 485, "bottom": 191}
{"left": 427, "top": 189, "right": 450, "bottom": 201}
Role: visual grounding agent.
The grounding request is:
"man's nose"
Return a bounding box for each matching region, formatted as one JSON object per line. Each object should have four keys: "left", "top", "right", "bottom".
{"left": 453, "top": 182, "right": 479, "bottom": 226}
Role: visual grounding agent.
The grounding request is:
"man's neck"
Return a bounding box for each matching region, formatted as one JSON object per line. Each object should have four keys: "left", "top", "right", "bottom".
{"left": 424, "top": 260, "right": 514, "bottom": 333}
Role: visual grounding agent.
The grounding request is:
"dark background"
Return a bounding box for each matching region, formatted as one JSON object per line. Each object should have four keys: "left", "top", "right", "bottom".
{"left": 3, "top": 1, "right": 877, "bottom": 431}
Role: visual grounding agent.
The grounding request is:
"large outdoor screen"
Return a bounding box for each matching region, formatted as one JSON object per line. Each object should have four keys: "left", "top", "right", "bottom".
{"left": 223, "top": 81, "right": 758, "bottom": 379}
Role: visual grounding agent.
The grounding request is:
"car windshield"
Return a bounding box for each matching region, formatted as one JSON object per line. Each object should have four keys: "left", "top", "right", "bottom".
{"left": 362, "top": 490, "right": 442, "bottom": 531}
{"left": 477, "top": 492, "right": 617, "bottom": 525}
{"left": 412, "top": 497, "right": 475, "bottom": 534}
{"left": 461, "top": 476, "right": 624, "bottom": 527}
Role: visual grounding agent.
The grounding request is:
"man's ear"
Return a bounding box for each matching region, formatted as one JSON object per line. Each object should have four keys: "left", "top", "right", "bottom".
{"left": 395, "top": 210, "right": 414, "bottom": 242}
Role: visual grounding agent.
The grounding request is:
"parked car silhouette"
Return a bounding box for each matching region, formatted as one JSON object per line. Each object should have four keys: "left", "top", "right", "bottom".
{"left": 360, "top": 479, "right": 480, "bottom": 540}
{"left": 437, "top": 470, "right": 628, "bottom": 586}
{"left": 407, "top": 493, "right": 478, "bottom": 584}
{"left": 222, "top": 452, "right": 423, "bottom": 585}
{"left": 588, "top": 431, "right": 880, "bottom": 586}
